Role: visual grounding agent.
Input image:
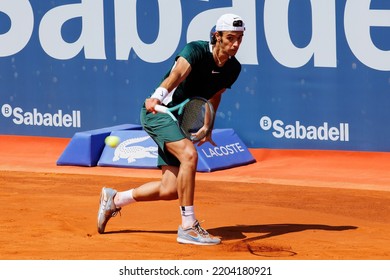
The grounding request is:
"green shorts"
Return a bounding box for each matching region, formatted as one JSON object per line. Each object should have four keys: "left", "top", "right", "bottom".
{"left": 140, "top": 105, "right": 185, "bottom": 167}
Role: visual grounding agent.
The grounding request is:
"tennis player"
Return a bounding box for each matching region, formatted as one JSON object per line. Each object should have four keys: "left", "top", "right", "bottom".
{"left": 98, "top": 13, "right": 245, "bottom": 245}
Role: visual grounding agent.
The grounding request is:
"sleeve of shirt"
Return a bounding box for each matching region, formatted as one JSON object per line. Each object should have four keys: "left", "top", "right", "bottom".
{"left": 176, "top": 41, "right": 205, "bottom": 66}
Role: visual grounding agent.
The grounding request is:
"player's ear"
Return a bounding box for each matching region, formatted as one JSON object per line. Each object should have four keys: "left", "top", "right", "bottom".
{"left": 217, "top": 31, "right": 223, "bottom": 43}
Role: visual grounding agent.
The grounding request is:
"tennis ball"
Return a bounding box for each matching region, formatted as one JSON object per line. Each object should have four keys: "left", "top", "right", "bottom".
{"left": 105, "top": 135, "right": 120, "bottom": 148}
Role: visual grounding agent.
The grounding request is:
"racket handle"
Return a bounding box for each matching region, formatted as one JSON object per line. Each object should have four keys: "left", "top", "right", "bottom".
{"left": 154, "top": 104, "right": 169, "bottom": 113}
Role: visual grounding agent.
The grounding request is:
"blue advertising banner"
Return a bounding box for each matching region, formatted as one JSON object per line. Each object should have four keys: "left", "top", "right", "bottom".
{"left": 97, "top": 130, "right": 159, "bottom": 169}
{"left": 0, "top": 0, "right": 389, "bottom": 152}
{"left": 96, "top": 128, "right": 255, "bottom": 172}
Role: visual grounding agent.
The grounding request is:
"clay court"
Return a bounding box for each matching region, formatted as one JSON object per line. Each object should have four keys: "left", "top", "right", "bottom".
{"left": 1, "top": 135, "right": 390, "bottom": 260}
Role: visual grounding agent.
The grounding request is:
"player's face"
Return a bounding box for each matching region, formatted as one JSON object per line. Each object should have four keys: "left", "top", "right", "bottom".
{"left": 220, "top": 31, "right": 244, "bottom": 56}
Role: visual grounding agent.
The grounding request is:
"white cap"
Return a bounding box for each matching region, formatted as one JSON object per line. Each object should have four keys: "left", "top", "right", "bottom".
{"left": 216, "top": 14, "right": 245, "bottom": 32}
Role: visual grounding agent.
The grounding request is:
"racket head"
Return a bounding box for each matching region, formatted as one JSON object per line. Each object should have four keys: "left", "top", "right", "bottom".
{"left": 178, "top": 97, "right": 215, "bottom": 141}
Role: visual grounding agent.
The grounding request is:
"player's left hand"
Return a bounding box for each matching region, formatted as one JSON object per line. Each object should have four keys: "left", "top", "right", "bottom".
{"left": 193, "top": 128, "right": 217, "bottom": 147}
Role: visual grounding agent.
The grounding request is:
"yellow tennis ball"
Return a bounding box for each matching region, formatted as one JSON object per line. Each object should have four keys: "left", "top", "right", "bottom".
{"left": 105, "top": 135, "right": 120, "bottom": 148}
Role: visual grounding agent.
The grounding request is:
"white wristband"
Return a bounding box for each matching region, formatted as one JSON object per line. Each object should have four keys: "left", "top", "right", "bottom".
{"left": 150, "top": 87, "right": 169, "bottom": 102}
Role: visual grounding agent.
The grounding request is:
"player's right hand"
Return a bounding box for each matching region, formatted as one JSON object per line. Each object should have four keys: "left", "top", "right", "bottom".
{"left": 145, "top": 98, "right": 161, "bottom": 114}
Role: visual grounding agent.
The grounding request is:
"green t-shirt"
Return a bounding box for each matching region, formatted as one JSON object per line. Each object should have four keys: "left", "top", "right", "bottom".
{"left": 161, "top": 40, "right": 241, "bottom": 107}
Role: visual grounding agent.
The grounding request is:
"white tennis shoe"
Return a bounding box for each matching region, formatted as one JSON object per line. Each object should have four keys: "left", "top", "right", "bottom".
{"left": 177, "top": 220, "right": 221, "bottom": 245}
{"left": 97, "top": 187, "right": 121, "bottom": 234}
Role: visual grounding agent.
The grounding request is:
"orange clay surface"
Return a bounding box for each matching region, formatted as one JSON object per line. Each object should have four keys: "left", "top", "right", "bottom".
{"left": 0, "top": 135, "right": 390, "bottom": 260}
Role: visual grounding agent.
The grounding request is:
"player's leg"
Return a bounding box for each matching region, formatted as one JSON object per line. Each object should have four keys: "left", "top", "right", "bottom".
{"left": 97, "top": 165, "right": 179, "bottom": 234}
{"left": 165, "top": 139, "right": 221, "bottom": 245}
{"left": 116, "top": 165, "right": 179, "bottom": 204}
{"left": 114, "top": 137, "right": 196, "bottom": 209}
{"left": 165, "top": 138, "right": 197, "bottom": 207}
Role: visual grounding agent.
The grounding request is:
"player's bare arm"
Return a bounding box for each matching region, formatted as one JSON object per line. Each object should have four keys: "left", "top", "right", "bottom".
{"left": 160, "top": 57, "right": 192, "bottom": 92}
{"left": 209, "top": 89, "right": 225, "bottom": 112}
{"left": 145, "top": 57, "right": 192, "bottom": 113}
{"left": 195, "top": 89, "right": 225, "bottom": 146}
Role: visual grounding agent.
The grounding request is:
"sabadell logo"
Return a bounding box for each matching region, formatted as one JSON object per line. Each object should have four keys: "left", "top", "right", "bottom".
{"left": 259, "top": 116, "right": 349, "bottom": 142}
{"left": 1, "top": 104, "right": 81, "bottom": 128}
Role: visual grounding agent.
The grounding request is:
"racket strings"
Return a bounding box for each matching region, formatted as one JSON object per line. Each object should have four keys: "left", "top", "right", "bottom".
{"left": 180, "top": 100, "right": 212, "bottom": 141}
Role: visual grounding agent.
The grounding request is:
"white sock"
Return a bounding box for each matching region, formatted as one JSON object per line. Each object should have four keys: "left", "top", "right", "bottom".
{"left": 114, "top": 189, "right": 137, "bottom": 208}
{"left": 180, "top": 206, "right": 196, "bottom": 229}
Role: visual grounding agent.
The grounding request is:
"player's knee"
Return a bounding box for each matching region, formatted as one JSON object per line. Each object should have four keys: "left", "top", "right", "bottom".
{"left": 181, "top": 148, "right": 198, "bottom": 167}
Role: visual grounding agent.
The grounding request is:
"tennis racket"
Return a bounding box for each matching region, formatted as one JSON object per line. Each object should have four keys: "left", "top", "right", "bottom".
{"left": 154, "top": 97, "right": 215, "bottom": 142}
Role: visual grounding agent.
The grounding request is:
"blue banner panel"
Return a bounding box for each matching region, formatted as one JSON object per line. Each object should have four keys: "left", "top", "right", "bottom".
{"left": 1, "top": 1, "right": 390, "bottom": 152}
{"left": 98, "top": 130, "right": 159, "bottom": 169}
{"left": 57, "top": 124, "right": 141, "bottom": 166}
{"left": 97, "top": 129, "right": 254, "bottom": 172}
{"left": 196, "top": 129, "right": 256, "bottom": 172}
